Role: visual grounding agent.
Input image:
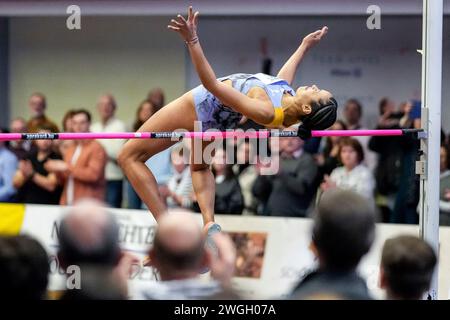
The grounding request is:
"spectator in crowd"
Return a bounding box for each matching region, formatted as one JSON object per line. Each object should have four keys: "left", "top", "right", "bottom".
{"left": 0, "top": 235, "right": 49, "bottom": 300}
{"left": 62, "top": 109, "right": 76, "bottom": 133}
{"left": 57, "top": 199, "right": 138, "bottom": 300}
{"left": 321, "top": 138, "right": 375, "bottom": 205}
{"left": 147, "top": 87, "right": 165, "bottom": 112}
{"left": 233, "top": 140, "right": 258, "bottom": 215}
{"left": 59, "top": 109, "right": 76, "bottom": 155}
{"left": 129, "top": 94, "right": 173, "bottom": 210}
{"left": 91, "top": 94, "right": 127, "bottom": 208}
{"left": 127, "top": 100, "right": 157, "bottom": 209}
{"left": 0, "top": 128, "right": 18, "bottom": 202}
{"left": 399, "top": 100, "right": 421, "bottom": 129}
{"left": 439, "top": 144, "right": 450, "bottom": 226}
{"left": 208, "top": 148, "right": 244, "bottom": 215}
{"left": 13, "top": 128, "right": 62, "bottom": 204}
{"left": 45, "top": 109, "right": 107, "bottom": 205}
{"left": 369, "top": 97, "right": 405, "bottom": 222}
{"left": 26, "top": 92, "right": 59, "bottom": 133}
{"left": 377, "top": 97, "right": 400, "bottom": 127}
{"left": 135, "top": 210, "right": 236, "bottom": 300}
{"left": 253, "top": 126, "right": 318, "bottom": 217}
{"left": 379, "top": 235, "right": 437, "bottom": 300}
{"left": 164, "top": 144, "right": 193, "bottom": 209}
{"left": 292, "top": 189, "right": 375, "bottom": 299}
{"left": 342, "top": 99, "right": 377, "bottom": 171}
{"left": 391, "top": 101, "right": 421, "bottom": 225}
{"left": 8, "top": 117, "right": 37, "bottom": 160}
{"left": 315, "top": 120, "right": 347, "bottom": 179}
{"left": 441, "top": 144, "right": 449, "bottom": 173}
{"left": 343, "top": 98, "right": 363, "bottom": 130}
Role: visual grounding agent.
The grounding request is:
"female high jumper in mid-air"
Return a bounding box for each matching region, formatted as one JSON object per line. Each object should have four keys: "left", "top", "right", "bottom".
{"left": 118, "top": 6, "right": 338, "bottom": 248}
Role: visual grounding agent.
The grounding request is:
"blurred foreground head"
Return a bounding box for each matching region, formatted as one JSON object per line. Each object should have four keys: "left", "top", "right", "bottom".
{"left": 312, "top": 188, "right": 376, "bottom": 272}
{"left": 380, "top": 235, "right": 437, "bottom": 300}
{"left": 149, "top": 210, "right": 207, "bottom": 280}
{"left": 60, "top": 265, "right": 127, "bottom": 300}
{"left": 0, "top": 235, "right": 49, "bottom": 299}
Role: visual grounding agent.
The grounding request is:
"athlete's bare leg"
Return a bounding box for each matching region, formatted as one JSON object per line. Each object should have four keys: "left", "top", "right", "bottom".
{"left": 118, "top": 92, "right": 196, "bottom": 221}
{"left": 190, "top": 139, "right": 216, "bottom": 226}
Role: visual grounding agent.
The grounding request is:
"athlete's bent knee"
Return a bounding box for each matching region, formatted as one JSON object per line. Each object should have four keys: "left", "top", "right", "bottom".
{"left": 118, "top": 141, "right": 142, "bottom": 170}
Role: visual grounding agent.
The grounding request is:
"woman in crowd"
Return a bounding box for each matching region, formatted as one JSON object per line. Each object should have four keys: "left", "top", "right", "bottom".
{"left": 321, "top": 138, "right": 375, "bottom": 205}
{"left": 13, "top": 127, "right": 63, "bottom": 204}
{"left": 58, "top": 109, "right": 76, "bottom": 155}
{"left": 132, "top": 100, "right": 156, "bottom": 132}
{"left": 127, "top": 100, "right": 159, "bottom": 209}
{"left": 164, "top": 144, "right": 193, "bottom": 210}
{"left": 315, "top": 119, "right": 347, "bottom": 178}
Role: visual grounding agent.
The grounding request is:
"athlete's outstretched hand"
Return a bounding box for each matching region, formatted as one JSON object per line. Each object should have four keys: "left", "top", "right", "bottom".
{"left": 301, "top": 26, "right": 328, "bottom": 50}
{"left": 168, "top": 6, "right": 199, "bottom": 43}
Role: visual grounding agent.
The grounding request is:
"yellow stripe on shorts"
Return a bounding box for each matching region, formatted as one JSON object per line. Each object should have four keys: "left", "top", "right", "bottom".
{"left": 0, "top": 203, "right": 26, "bottom": 235}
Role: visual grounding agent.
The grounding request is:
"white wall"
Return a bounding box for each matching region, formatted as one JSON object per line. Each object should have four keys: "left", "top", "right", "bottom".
{"left": 9, "top": 16, "right": 186, "bottom": 127}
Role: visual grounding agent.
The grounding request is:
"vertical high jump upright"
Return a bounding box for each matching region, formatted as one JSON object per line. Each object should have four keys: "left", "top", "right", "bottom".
{"left": 419, "top": 0, "right": 443, "bottom": 300}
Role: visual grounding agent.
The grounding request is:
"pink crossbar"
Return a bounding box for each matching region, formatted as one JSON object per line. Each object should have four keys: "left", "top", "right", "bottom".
{"left": 0, "top": 129, "right": 407, "bottom": 141}
{"left": 311, "top": 129, "right": 404, "bottom": 137}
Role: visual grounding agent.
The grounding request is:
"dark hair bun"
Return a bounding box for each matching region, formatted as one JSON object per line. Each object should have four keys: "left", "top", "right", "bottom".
{"left": 297, "top": 97, "right": 338, "bottom": 140}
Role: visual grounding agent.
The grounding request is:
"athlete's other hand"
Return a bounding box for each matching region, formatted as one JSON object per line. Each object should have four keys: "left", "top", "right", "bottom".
{"left": 209, "top": 232, "right": 236, "bottom": 287}
{"left": 301, "top": 26, "right": 328, "bottom": 50}
{"left": 168, "top": 6, "right": 199, "bottom": 43}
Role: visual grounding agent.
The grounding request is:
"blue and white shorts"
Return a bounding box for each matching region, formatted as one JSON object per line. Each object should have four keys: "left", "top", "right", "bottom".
{"left": 192, "top": 84, "right": 243, "bottom": 132}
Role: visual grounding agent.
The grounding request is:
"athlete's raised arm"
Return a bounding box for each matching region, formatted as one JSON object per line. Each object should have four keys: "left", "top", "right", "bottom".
{"left": 277, "top": 26, "right": 328, "bottom": 85}
{"left": 168, "top": 6, "right": 274, "bottom": 125}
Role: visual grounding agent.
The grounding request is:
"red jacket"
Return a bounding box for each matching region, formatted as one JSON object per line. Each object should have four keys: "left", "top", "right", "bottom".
{"left": 59, "top": 140, "right": 107, "bottom": 205}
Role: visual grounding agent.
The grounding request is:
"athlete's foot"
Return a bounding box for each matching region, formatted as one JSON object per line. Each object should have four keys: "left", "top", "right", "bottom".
{"left": 199, "top": 222, "right": 222, "bottom": 274}
{"left": 204, "top": 222, "right": 222, "bottom": 254}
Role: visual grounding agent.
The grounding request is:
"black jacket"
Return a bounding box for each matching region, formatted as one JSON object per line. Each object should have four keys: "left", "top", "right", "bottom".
{"left": 369, "top": 124, "right": 418, "bottom": 196}
{"left": 215, "top": 177, "right": 244, "bottom": 215}
{"left": 252, "top": 152, "right": 318, "bottom": 217}
{"left": 291, "top": 269, "right": 373, "bottom": 300}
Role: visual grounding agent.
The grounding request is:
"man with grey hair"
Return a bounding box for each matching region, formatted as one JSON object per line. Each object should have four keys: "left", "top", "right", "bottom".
{"left": 134, "top": 210, "right": 237, "bottom": 300}
{"left": 292, "top": 188, "right": 376, "bottom": 300}
{"left": 57, "top": 198, "right": 137, "bottom": 299}
{"left": 27, "top": 92, "right": 59, "bottom": 133}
